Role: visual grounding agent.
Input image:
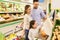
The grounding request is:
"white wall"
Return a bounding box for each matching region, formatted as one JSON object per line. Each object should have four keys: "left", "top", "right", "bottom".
{"left": 51, "top": 0, "right": 60, "bottom": 9}
{"left": 39, "top": 0, "right": 47, "bottom": 10}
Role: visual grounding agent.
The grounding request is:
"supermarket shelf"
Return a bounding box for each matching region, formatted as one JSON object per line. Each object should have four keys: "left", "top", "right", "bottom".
{"left": 0, "top": 16, "right": 24, "bottom": 24}
{"left": 0, "top": 12, "right": 23, "bottom": 13}
{"left": 0, "top": 19, "right": 23, "bottom": 36}
{"left": 5, "top": 27, "right": 23, "bottom": 37}
{"left": 0, "top": 16, "right": 23, "bottom": 35}
{"left": 0, "top": 0, "right": 32, "bottom": 4}
{"left": 0, "top": 0, "right": 32, "bottom": 13}
{"left": 0, "top": 20, "right": 22, "bottom": 28}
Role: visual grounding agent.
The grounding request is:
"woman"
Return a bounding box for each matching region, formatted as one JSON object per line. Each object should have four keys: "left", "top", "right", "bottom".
{"left": 23, "top": 5, "right": 32, "bottom": 40}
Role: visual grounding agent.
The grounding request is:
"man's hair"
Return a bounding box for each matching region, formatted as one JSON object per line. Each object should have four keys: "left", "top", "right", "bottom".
{"left": 33, "top": 0, "right": 38, "bottom": 3}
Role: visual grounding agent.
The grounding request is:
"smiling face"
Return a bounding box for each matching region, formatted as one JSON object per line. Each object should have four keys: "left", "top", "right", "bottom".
{"left": 33, "top": 21, "right": 37, "bottom": 29}
{"left": 33, "top": 2, "right": 39, "bottom": 9}
{"left": 26, "top": 7, "right": 31, "bottom": 14}
{"left": 24, "top": 5, "right": 31, "bottom": 15}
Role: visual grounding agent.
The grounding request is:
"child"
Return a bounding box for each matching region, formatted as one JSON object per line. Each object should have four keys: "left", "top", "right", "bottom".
{"left": 28, "top": 20, "right": 48, "bottom": 40}
{"left": 28, "top": 20, "right": 41, "bottom": 40}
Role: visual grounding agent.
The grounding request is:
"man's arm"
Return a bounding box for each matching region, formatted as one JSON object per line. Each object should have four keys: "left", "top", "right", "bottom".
{"left": 40, "top": 9, "right": 47, "bottom": 20}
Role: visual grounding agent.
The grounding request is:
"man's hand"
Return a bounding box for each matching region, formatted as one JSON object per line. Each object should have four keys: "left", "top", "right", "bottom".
{"left": 43, "top": 17, "right": 47, "bottom": 21}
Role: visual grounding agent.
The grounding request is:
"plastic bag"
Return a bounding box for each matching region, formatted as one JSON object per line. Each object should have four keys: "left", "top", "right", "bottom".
{"left": 41, "top": 18, "right": 53, "bottom": 40}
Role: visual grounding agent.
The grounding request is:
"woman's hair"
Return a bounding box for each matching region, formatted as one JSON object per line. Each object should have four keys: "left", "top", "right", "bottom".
{"left": 30, "top": 20, "right": 35, "bottom": 29}
{"left": 24, "top": 5, "right": 30, "bottom": 15}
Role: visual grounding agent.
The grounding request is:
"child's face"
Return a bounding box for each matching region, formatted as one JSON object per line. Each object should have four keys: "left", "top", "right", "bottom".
{"left": 33, "top": 22, "right": 37, "bottom": 28}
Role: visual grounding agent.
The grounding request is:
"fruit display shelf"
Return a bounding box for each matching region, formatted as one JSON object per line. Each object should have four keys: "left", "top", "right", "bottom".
{"left": 51, "top": 19, "right": 60, "bottom": 40}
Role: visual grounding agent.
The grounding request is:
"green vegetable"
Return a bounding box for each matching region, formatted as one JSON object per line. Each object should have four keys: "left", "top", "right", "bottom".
{"left": 56, "top": 20, "right": 60, "bottom": 26}
{"left": 0, "top": 32, "right": 5, "bottom": 40}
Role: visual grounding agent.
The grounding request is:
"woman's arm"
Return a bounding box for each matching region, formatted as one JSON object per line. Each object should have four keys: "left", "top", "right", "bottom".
{"left": 40, "top": 9, "right": 47, "bottom": 21}
{"left": 21, "top": 15, "right": 28, "bottom": 37}
{"left": 23, "top": 15, "right": 28, "bottom": 29}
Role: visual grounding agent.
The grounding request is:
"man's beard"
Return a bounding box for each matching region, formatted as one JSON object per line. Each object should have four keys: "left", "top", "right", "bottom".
{"left": 34, "top": 7, "right": 38, "bottom": 9}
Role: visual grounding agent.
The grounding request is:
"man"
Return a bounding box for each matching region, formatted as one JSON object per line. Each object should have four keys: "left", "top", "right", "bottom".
{"left": 31, "top": 0, "right": 46, "bottom": 25}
